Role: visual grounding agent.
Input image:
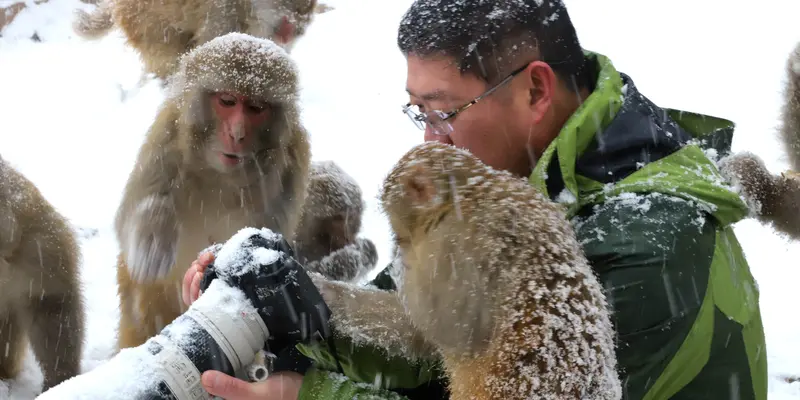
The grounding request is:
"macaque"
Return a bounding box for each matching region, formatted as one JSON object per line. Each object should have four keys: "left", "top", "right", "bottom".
{"left": 293, "top": 160, "right": 378, "bottom": 283}
{"left": 114, "top": 33, "right": 311, "bottom": 350}
{"left": 311, "top": 142, "right": 622, "bottom": 400}
{"left": 0, "top": 156, "right": 85, "bottom": 391}
{"left": 72, "top": 0, "right": 332, "bottom": 81}
{"left": 718, "top": 42, "right": 800, "bottom": 240}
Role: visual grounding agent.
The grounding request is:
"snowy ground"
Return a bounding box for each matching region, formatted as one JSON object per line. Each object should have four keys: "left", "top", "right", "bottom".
{"left": 0, "top": 0, "right": 799, "bottom": 398}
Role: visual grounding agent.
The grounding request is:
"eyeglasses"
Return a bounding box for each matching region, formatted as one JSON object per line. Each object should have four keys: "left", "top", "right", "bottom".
{"left": 402, "top": 62, "right": 530, "bottom": 136}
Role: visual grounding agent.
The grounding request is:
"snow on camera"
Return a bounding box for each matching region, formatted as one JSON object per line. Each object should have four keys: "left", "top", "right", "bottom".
{"left": 213, "top": 227, "right": 284, "bottom": 279}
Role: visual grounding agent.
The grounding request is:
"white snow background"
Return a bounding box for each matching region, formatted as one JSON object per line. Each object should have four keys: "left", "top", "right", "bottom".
{"left": 1, "top": 0, "right": 799, "bottom": 398}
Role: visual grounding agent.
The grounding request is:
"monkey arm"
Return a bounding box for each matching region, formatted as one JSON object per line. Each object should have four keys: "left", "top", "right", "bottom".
{"left": 114, "top": 126, "right": 182, "bottom": 283}
{"left": 571, "top": 193, "right": 764, "bottom": 399}
{"left": 779, "top": 42, "right": 800, "bottom": 173}
{"left": 718, "top": 151, "right": 800, "bottom": 240}
{"left": 0, "top": 203, "right": 21, "bottom": 264}
{"left": 292, "top": 273, "right": 447, "bottom": 400}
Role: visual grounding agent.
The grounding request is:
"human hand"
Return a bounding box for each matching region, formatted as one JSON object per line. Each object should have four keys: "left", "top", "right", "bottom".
{"left": 182, "top": 251, "right": 215, "bottom": 306}
{"left": 201, "top": 370, "right": 303, "bottom": 400}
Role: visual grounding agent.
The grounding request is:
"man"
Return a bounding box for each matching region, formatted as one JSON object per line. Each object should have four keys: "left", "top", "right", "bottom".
{"left": 182, "top": 0, "right": 768, "bottom": 399}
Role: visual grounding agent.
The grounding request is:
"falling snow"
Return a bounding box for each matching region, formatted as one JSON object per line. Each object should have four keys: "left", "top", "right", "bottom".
{"left": 1, "top": 0, "right": 800, "bottom": 399}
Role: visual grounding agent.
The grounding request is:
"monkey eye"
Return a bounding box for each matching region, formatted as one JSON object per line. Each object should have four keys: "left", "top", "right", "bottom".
{"left": 246, "top": 101, "right": 270, "bottom": 114}
{"left": 218, "top": 93, "right": 237, "bottom": 107}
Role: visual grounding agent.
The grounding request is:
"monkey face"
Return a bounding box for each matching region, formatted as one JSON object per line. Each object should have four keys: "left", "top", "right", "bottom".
{"left": 248, "top": 0, "right": 318, "bottom": 52}
{"left": 318, "top": 214, "right": 355, "bottom": 250}
{"left": 285, "top": 0, "right": 318, "bottom": 38}
{"left": 195, "top": 91, "right": 288, "bottom": 173}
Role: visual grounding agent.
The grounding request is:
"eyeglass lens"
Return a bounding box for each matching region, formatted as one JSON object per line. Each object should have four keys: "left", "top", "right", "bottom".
{"left": 403, "top": 105, "right": 453, "bottom": 135}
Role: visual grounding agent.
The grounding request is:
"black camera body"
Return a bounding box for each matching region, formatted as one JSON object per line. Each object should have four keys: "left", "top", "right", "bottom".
{"left": 37, "top": 227, "right": 332, "bottom": 400}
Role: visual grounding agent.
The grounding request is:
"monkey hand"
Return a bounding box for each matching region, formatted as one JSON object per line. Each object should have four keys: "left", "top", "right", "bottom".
{"left": 304, "top": 237, "right": 378, "bottom": 282}
{"left": 124, "top": 194, "right": 180, "bottom": 283}
{"left": 718, "top": 152, "right": 778, "bottom": 212}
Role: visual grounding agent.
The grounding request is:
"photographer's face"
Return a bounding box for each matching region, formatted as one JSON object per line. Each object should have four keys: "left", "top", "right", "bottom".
{"left": 404, "top": 55, "right": 553, "bottom": 178}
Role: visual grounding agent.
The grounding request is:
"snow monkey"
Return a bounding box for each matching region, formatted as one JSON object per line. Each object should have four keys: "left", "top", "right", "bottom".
{"left": 72, "top": 0, "right": 332, "bottom": 81}
{"left": 718, "top": 41, "right": 800, "bottom": 241}
{"left": 293, "top": 160, "right": 379, "bottom": 283}
{"left": 311, "top": 142, "right": 622, "bottom": 400}
{"left": 114, "top": 33, "right": 311, "bottom": 350}
{"left": 0, "top": 155, "right": 85, "bottom": 391}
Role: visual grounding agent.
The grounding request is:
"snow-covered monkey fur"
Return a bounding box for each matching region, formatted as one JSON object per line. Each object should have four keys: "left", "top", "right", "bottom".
{"left": 312, "top": 142, "right": 621, "bottom": 399}
{"left": 293, "top": 160, "right": 378, "bottom": 283}
{"left": 719, "top": 41, "right": 800, "bottom": 241}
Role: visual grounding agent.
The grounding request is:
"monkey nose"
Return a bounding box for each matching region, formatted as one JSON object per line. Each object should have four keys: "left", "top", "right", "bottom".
{"left": 229, "top": 125, "right": 246, "bottom": 142}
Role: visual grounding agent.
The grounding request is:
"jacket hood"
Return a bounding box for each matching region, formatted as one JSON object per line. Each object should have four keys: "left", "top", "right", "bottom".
{"left": 529, "top": 51, "right": 749, "bottom": 226}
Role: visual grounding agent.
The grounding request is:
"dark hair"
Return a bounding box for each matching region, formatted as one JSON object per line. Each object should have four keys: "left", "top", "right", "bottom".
{"left": 397, "top": 0, "right": 589, "bottom": 90}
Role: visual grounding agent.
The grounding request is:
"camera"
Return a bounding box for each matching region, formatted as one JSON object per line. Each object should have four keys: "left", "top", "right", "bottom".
{"left": 37, "top": 227, "right": 333, "bottom": 400}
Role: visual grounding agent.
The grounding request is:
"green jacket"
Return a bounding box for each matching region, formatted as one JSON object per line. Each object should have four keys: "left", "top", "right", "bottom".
{"left": 294, "top": 51, "right": 768, "bottom": 400}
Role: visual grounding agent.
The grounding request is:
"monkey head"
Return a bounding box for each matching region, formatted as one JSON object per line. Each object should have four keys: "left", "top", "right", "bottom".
{"left": 169, "top": 33, "right": 302, "bottom": 174}
{"left": 380, "top": 142, "right": 491, "bottom": 250}
{"left": 295, "top": 161, "right": 365, "bottom": 260}
{"left": 380, "top": 141, "right": 528, "bottom": 353}
{"left": 252, "top": 0, "right": 329, "bottom": 53}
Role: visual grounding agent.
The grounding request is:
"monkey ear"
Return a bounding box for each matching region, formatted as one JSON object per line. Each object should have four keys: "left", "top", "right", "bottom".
{"left": 314, "top": 3, "right": 334, "bottom": 13}
{"left": 400, "top": 165, "right": 436, "bottom": 206}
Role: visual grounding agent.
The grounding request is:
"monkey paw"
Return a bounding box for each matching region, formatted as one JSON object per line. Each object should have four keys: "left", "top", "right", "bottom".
{"left": 124, "top": 195, "right": 180, "bottom": 283}
{"left": 782, "top": 170, "right": 800, "bottom": 180}
{"left": 354, "top": 237, "right": 379, "bottom": 269}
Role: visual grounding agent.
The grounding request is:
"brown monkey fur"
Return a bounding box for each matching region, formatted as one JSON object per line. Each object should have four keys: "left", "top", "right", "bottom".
{"left": 114, "top": 33, "right": 311, "bottom": 350}
{"left": 311, "top": 142, "right": 621, "bottom": 400}
{"left": 294, "top": 160, "right": 378, "bottom": 282}
{"left": 718, "top": 42, "right": 800, "bottom": 240}
{"left": 718, "top": 152, "right": 800, "bottom": 240}
{"left": 72, "top": 0, "right": 331, "bottom": 81}
{"left": 0, "top": 155, "right": 85, "bottom": 391}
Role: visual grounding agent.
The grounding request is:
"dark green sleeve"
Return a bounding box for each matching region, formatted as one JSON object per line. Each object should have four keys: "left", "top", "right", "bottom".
{"left": 572, "top": 193, "right": 718, "bottom": 399}
{"left": 294, "top": 262, "right": 446, "bottom": 400}
{"left": 299, "top": 367, "right": 410, "bottom": 400}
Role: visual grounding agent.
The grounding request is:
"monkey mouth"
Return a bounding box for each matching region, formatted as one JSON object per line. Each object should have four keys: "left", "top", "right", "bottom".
{"left": 219, "top": 152, "right": 245, "bottom": 166}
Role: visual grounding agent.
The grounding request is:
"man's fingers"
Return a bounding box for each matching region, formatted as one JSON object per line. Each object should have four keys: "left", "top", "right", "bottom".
{"left": 198, "top": 251, "right": 215, "bottom": 268}
{"left": 190, "top": 271, "right": 203, "bottom": 303}
{"left": 182, "top": 263, "right": 198, "bottom": 306}
{"left": 183, "top": 252, "right": 215, "bottom": 306}
{"left": 201, "top": 370, "right": 267, "bottom": 400}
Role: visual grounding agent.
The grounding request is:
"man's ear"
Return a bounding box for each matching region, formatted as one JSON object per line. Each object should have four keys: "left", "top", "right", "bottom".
{"left": 399, "top": 164, "right": 435, "bottom": 206}
{"left": 525, "top": 61, "right": 556, "bottom": 124}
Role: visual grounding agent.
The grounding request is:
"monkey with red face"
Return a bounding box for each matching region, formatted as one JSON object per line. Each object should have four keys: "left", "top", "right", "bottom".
{"left": 114, "top": 33, "right": 311, "bottom": 350}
